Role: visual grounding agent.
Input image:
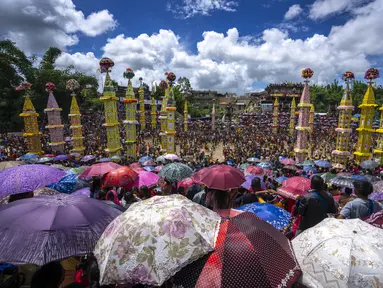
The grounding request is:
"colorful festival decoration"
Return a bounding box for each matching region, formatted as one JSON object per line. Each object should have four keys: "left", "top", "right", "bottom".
{"left": 289, "top": 96, "right": 296, "bottom": 136}
{"left": 309, "top": 104, "right": 314, "bottom": 133}
{"left": 354, "top": 69, "right": 379, "bottom": 163}
{"left": 212, "top": 99, "right": 216, "bottom": 131}
{"left": 332, "top": 74, "right": 354, "bottom": 166}
{"left": 374, "top": 105, "right": 383, "bottom": 164}
{"left": 159, "top": 76, "right": 169, "bottom": 151}
{"left": 66, "top": 79, "right": 84, "bottom": 155}
{"left": 18, "top": 82, "right": 42, "bottom": 155}
{"left": 184, "top": 98, "right": 188, "bottom": 132}
{"left": 295, "top": 69, "right": 313, "bottom": 163}
{"left": 151, "top": 83, "right": 157, "bottom": 131}
{"left": 122, "top": 68, "right": 138, "bottom": 159}
{"left": 138, "top": 77, "right": 146, "bottom": 130}
{"left": 166, "top": 72, "right": 177, "bottom": 153}
{"left": 99, "top": 58, "right": 121, "bottom": 156}
{"left": 272, "top": 97, "right": 279, "bottom": 133}
{"left": 44, "top": 82, "right": 65, "bottom": 153}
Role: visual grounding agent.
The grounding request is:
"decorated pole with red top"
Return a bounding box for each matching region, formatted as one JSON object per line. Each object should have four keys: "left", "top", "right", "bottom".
{"left": 159, "top": 76, "right": 169, "bottom": 152}
{"left": 67, "top": 79, "right": 84, "bottom": 155}
{"left": 294, "top": 68, "right": 313, "bottom": 163}
{"left": 44, "top": 82, "right": 65, "bottom": 154}
{"left": 166, "top": 72, "right": 177, "bottom": 153}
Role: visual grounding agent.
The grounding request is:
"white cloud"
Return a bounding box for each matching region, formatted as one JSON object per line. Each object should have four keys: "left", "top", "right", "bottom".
{"left": 55, "top": 0, "right": 383, "bottom": 94}
{"left": 0, "top": 0, "right": 116, "bottom": 53}
{"left": 309, "top": 0, "right": 366, "bottom": 20}
{"left": 168, "top": 0, "right": 238, "bottom": 19}
{"left": 284, "top": 4, "right": 303, "bottom": 20}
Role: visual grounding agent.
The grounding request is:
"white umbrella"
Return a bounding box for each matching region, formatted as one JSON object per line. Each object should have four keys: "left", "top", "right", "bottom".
{"left": 292, "top": 218, "right": 383, "bottom": 288}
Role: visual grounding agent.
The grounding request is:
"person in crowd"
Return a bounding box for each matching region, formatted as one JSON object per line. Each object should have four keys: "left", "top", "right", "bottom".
{"left": 338, "top": 187, "right": 355, "bottom": 208}
{"left": 106, "top": 190, "right": 120, "bottom": 206}
{"left": 139, "top": 186, "right": 150, "bottom": 200}
{"left": 31, "top": 261, "right": 64, "bottom": 288}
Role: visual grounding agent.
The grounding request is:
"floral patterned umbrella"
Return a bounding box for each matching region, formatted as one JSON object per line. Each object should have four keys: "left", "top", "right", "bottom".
{"left": 94, "top": 194, "right": 221, "bottom": 286}
{"left": 292, "top": 218, "right": 383, "bottom": 287}
{"left": 364, "top": 211, "right": 383, "bottom": 229}
{"left": 276, "top": 176, "right": 311, "bottom": 199}
{"left": 330, "top": 176, "right": 354, "bottom": 189}
{"left": 360, "top": 160, "right": 379, "bottom": 170}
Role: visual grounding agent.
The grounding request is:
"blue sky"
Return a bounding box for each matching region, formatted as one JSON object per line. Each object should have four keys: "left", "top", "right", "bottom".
{"left": 1, "top": 0, "right": 382, "bottom": 93}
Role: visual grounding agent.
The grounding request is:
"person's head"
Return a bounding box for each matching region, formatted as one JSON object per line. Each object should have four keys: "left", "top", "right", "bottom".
{"left": 97, "top": 190, "right": 106, "bottom": 200}
{"left": 344, "top": 187, "right": 353, "bottom": 196}
{"left": 354, "top": 181, "right": 373, "bottom": 199}
{"left": 177, "top": 186, "right": 185, "bottom": 195}
{"left": 140, "top": 186, "right": 150, "bottom": 199}
{"left": 106, "top": 191, "right": 115, "bottom": 202}
{"left": 31, "top": 261, "right": 64, "bottom": 288}
{"left": 311, "top": 175, "right": 324, "bottom": 191}
{"left": 8, "top": 191, "right": 33, "bottom": 203}
{"left": 211, "top": 190, "right": 229, "bottom": 211}
{"left": 251, "top": 177, "right": 261, "bottom": 192}
{"left": 124, "top": 192, "right": 134, "bottom": 204}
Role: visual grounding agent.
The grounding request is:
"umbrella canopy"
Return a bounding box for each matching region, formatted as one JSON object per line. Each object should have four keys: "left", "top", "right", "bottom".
{"left": 81, "top": 155, "right": 95, "bottom": 162}
{"left": 48, "top": 172, "right": 90, "bottom": 194}
{"left": 79, "top": 162, "right": 121, "bottom": 178}
{"left": 103, "top": 167, "right": 137, "bottom": 188}
{"left": 281, "top": 158, "right": 295, "bottom": 165}
{"left": 365, "top": 211, "right": 383, "bottom": 229}
{"left": 0, "top": 161, "right": 23, "bottom": 171}
{"left": 164, "top": 154, "right": 179, "bottom": 161}
{"left": 110, "top": 155, "right": 121, "bottom": 162}
{"left": 299, "top": 160, "right": 315, "bottom": 166}
{"left": 154, "top": 165, "right": 163, "bottom": 173}
{"left": 156, "top": 156, "right": 166, "bottom": 163}
{"left": 70, "top": 152, "right": 81, "bottom": 158}
{"left": 0, "top": 194, "right": 122, "bottom": 265}
{"left": 199, "top": 165, "right": 245, "bottom": 190}
{"left": 38, "top": 157, "right": 53, "bottom": 163}
{"left": 330, "top": 176, "right": 354, "bottom": 189}
{"left": 129, "top": 162, "right": 143, "bottom": 169}
{"left": 191, "top": 167, "right": 210, "bottom": 184}
{"left": 276, "top": 176, "right": 289, "bottom": 184}
{"left": 143, "top": 160, "right": 156, "bottom": 166}
{"left": 159, "top": 163, "right": 193, "bottom": 182}
{"left": 314, "top": 160, "right": 332, "bottom": 168}
{"left": 177, "top": 177, "right": 197, "bottom": 192}
{"left": 139, "top": 156, "right": 152, "bottom": 163}
{"left": 237, "top": 203, "right": 291, "bottom": 230}
{"left": 241, "top": 174, "right": 266, "bottom": 190}
{"left": 94, "top": 194, "right": 221, "bottom": 286}
{"left": 134, "top": 170, "right": 160, "bottom": 188}
{"left": 171, "top": 212, "right": 301, "bottom": 288}
{"left": 98, "top": 158, "right": 111, "bottom": 163}
{"left": 365, "top": 175, "right": 381, "bottom": 182}
{"left": 258, "top": 162, "right": 273, "bottom": 169}
{"left": 373, "top": 180, "right": 383, "bottom": 193}
{"left": 0, "top": 164, "right": 65, "bottom": 198}
{"left": 244, "top": 166, "right": 264, "bottom": 176}
{"left": 276, "top": 176, "right": 311, "bottom": 199}
{"left": 247, "top": 157, "right": 261, "bottom": 163}
{"left": 239, "top": 163, "right": 250, "bottom": 171}
{"left": 20, "top": 154, "right": 39, "bottom": 161}
{"left": 55, "top": 155, "right": 68, "bottom": 161}
{"left": 320, "top": 172, "right": 336, "bottom": 183}
{"left": 69, "top": 167, "right": 86, "bottom": 174}
{"left": 143, "top": 166, "right": 155, "bottom": 172}
{"left": 303, "top": 165, "right": 317, "bottom": 174}
{"left": 284, "top": 165, "right": 299, "bottom": 171}
{"left": 351, "top": 174, "right": 368, "bottom": 181}
{"left": 0, "top": 187, "right": 58, "bottom": 204}
{"left": 43, "top": 154, "right": 55, "bottom": 158}
{"left": 360, "top": 160, "right": 379, "bottom": 170}
{"left": 72, "top": 187, "right": 91, "bottom": 197}
{"left": 292, "top": 218, "right": 383, "bottom": 288}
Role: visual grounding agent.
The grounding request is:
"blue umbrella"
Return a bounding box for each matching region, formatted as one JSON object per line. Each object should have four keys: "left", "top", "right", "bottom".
{"left": 156, "top": 156, "right": 166, "bottom": 163}
{"left": 360, "top": 160, "right": 379, "bottom": 170}
{"left": 314, "top": 160, "right": 332, "bottom": 168}
{"left": 144, "top": 166, "right": 155, "bottom": 172}
{"left": 241, "top": 174, "right": 266, "bottom": 190}
{"left": 257, "top": 162, "right": 272, "bottom": 169}
{"left": 98, "top": 158, "right": 111, "bottom": 163}
{"left": 139, "top": 156, "right": 152, "bottom": 163}
{"left": 20, "top": 154, "right": 39, "bottom": 161}
{"left": 275, "top": 176, "right": 288, "bottom": 184}
{"left": 237, "top": 203, "right": 291, "bottom": 230}
{"left": 48, "top": 171, "right": 89, "bottom": 194}
{"left": 303, "top": 165, "right": 318, "bottom": 173}
{"left": 247, "top": 157, "right": 261, "bottom": 163}
{"left": 353, "top": 113, "right": 361, "bottom": 118}
{"left": 55, "top": 155, "right": 68, "bottom": 161}
{"left": 351, "top": 175, "right": 368, "bottom": 182}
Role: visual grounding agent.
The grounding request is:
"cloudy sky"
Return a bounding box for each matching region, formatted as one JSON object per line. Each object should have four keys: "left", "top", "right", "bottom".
{"left": 1, "top": 0, "right": 382, "bottom": 93}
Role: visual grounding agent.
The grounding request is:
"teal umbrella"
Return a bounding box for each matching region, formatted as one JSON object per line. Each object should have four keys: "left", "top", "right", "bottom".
{"left": 159, "top": 163, "right": 193, "bottom": 182}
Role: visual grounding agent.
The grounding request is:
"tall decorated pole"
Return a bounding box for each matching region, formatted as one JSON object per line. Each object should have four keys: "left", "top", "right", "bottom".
{"left": 44, "top": 82, "right": 65, "bottom": 154}
{"left": 159, "top": 78, "right": 168, "bottom": 152}
{"left": 272, "top": 97, "right": 279, "bottom": 133}
{"left": 295, "top": 68, "right": 313, "bottom": 163}
{"left": 332, "top": 72, "right": 355, "bottom": 166}
{"left": 184, "top": 98, "right": 188, "bottom": 132}
{"left": 67, "top": 79, "right": 84, "bottom": 155}
{"left": 289, "top": 96, "right": 296, "bottom": 136}
{"left": 138, "top": 77, "right": 146, "bottom": 131}
{"left": 309, "top": 104, "right": 315, "bottom": 132}
{"left": 212, "top": 99, "right": 216, "bottom": 131}
{"left": 122, "top": 68, "right": 138, "bottom": 159}
{"left": 18, "top": 82, "right": 42, "bottom": 155}
{"left": 151, "top": 83, "right": 157, "bottom": 131}
{"left": 374, "top": 105, "right": 383, "bottom": 164}
{"left": 166, "top": 72, "right": 177, "bottom": 153}
{"left": 354, "top": 68, "right": 379, "bottom": 163}
{"left": 99, "top": 57, "right": 121, "bottom": 156}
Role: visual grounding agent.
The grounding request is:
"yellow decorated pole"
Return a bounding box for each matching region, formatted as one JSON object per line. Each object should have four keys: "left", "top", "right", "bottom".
{"left": 99, "top": 57, "right": 121, "bottom": 156}
{"left": 289, "top": 96, "right": 296, "bottom": 136}
{"left": 374, "top": 106, "right": 383, "bottom": 164}
{"left": 44, "top": 82, "right": 65, "bottom": 154}
{"left": 309, "top": 104, "right": 315, "bottom": 133}
{"left": 354, "top": 68, "right": 379, "bottom": 164}
{"left": 66, "top": 79, "right": 84, "bottom": 155}
{"left": 18, "top": 82, "right": 42, "bottom": 155}
{"left": 184, "top": 99, "right": 188, "bottom": 132}
{"left": 212, "top": 99, "right": 216, "bottom": 131}
{"left": 295, "top": 68, "right": 314, "bottom": 163}
{"left": 151, "top": 84, "right": 157, "bottom": 130}
{"left": 332, "top": 73, "right": 354, "bottom": 166}
{"left": 122, "top": 68, "right": 138, "bottom": 159}
{"left": 159, "top": 77, "right": 169, "bottom": 152}
{"left": 272, "top": 97, "right": 279, "bottom": 133}
{"left": 166, "top": 72, "right": 177, "bottom": 153}
{"left": 139, "top": 77, "right": 146, "bottom": 131}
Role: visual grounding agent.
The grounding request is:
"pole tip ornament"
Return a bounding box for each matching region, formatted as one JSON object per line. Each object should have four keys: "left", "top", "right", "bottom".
{"left": 364, "top": 68, "right": 379, "bottom": 81}
{"left": 66, "top": 79, "right": 80, "bottom": 92}
{"left": 45, "top": 82, "right": 56, "bottom": 92}
{"left": 16, "top": 81, "right": 31, "bottom": 91}
{"left": 301, "top": 68, "right": 314, "bottom": 79}
{"left": 123, "top": 68, "right": 135, "bottom": 79}
{"left": 342, "top": 72, "right": 355, "bottom": 82}
{"left": 159, "top": 80, "right": 168, "bottom": 90}
{"left": 99, "top": 57, "right": 114, "bottom": 73}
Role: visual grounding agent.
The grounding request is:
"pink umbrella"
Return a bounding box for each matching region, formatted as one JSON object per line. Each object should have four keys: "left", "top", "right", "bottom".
{"left": 199, "top": 165, "right": 245, "bottom": 190}
{"left": 281, "top": 158, "right": 295, "bottom": 165}
{"left": 154, "top": 165, "right": 163, "bottom": 173}
{"left": 129, "top": 162, "right": 142, "bottom": 169}
{"left": 245, "top": 166, "right": 264, "bottom": 176}
{"left": 191, "top": 167, "right": 210, "bottom": 184}
{"left": 177, "top": 177, "right": 196, "bottom": 191}
{"left": 134, "top": 170, "right": 160, "bottom": 188}
{"left": 79, "top": 162, "right": 121, "bottom": 178}
{"left": 276, "top": 176, "right": 311, "bottom": 199}
{"left": 164, "top": 154, "right": 179, "bottom": 161}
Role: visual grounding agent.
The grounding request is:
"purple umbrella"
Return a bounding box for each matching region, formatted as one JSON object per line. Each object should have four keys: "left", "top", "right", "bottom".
{"left": 55, "top": 155, "right": 68, "bottom": 161}
{"left": 81, "top": 155, "right": 95, "bottom": 162}
{"left": 241, "top": 174, "right": 266, "bottom": 190}
{"left": 72, "top": 187, "right": 91, "bottom": 197}
{"left": 70, "top": 152, "right": 81, "bottom": 158}
{"left": 0, "top": 164, "right": 66, "bottom": 198}
{"left": 0, "top": 194, "right": 122, "bottom": 265}
{"left": 98, "top": 158, "right": 111, "bottom": 163}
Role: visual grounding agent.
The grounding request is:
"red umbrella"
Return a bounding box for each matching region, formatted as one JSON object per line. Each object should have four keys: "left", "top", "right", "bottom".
{"left": 276, "top": 176, "right": 310, "bottom": 199}
{"left": 245, "top": 166, "right": 264, "bottom": 176}
{"left": 44, "top": 154, "right": 55, "bottom": 158}
{"left": 364, "top": 211, "right": 383, "bottom": 229}
{"left": 79, "top": 162, "right": 121, "bottom": 178}
{"left": 192, "top": 167, "right": 210, "bottom": 184}
{"left": 102, "top": 167, "right": 138, "bottom": 188}
{"left": 170, "top": 212, "right": 302, "bottom": 288}
{"left": 177, "top": 177, "right": 196, "bottom": 191}
{"left": 281, "top": 158, "right": 295, "bottom": 165}
{"left": 199, "top": 165, "right": 245, "bottom": 190}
